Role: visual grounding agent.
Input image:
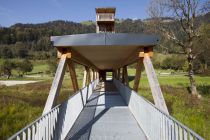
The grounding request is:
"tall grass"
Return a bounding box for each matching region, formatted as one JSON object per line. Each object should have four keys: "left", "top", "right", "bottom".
{"left": 0, "top": 67, "right": 210, "bottom": 139}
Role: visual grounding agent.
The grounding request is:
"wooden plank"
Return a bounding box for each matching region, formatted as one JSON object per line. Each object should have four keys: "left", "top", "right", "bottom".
{"left": 43, "top": 54, "right": 67, "bottom": 115}
{"left": 133, "top": 58, "right": 143, "bottom": 92}
{"left": 143, "top": 54, "right": 169, "bottom": 114}
{"left": 67, "top": 59, "right": 79, "bottom": 92}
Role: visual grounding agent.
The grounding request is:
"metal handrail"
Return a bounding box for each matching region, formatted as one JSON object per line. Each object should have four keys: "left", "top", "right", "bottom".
{"left": 113, "top": 78, "right": 204, "bottom": 140}
{"left": 8, "top": 79, "right": 99, "bottom": 140}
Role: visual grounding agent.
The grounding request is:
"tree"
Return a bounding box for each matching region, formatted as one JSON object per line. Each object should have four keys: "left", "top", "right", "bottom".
{"left": 1, "top": 47, "right": 13, "bottom": 58}
{"left": 47, "top": 59, "right": 57, "bottom": 76}
{"left": 16, "top": 59, "right": 33, "bottom": 77}
{"left": 147, "top": 0, "right": 210, "bottom": 96}
{"left": 0, "top": 60, "right": 15, "bottom": 79}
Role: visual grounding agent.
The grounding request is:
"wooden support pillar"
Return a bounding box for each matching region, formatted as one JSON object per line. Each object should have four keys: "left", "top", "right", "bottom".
{"left": 67, "top": 59, "right": 79, "bottom": 92}
{"left": 143, "top": 49, "right": 169, "bottom": 114}
{"left": 133, "top": 58, "right": 143, "bottom": 92}
{"left": 86, "top": 67, "right": 91, "bottom": 84}
{"left": 123, "top": 66, "right": 129, "bottom": 86}
{"left": 92, "top": 69, "right": 95, "bottom": 80}
{"left": 82, "top": 69, "right": 87, "bottom": 88}
{"left": 117, "top": 68, "right": 121, "bottom": 80}
{"left": 113, "top": 70, "right": 116, "bottom": 79}
{"left": 43, "top": 54, "right": 67, "bottom": 115}
{"left": 96, "top": 71, "right": 99, "bottom": 79}
{"left": 90, "top": 69, "right": 94, "bottom": 82}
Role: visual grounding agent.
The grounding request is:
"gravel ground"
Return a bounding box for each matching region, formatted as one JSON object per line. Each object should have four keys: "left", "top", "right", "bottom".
{"left": 0, "top": 80, "right": 38, "bottom": 86}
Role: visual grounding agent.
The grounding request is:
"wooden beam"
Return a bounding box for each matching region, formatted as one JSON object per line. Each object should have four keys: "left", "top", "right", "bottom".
{"left": 82, "top": 69, "right": 87, "bottom": 88}
{"left": 123, "top": 66, "right": 129, "bottom": 86}
{"left": 90, "top": 69, "right": 94, "bottom": 82}
{"left": 143, "top": 53, "right": 169, "bottom": 114}
{"left": 122, "top": 68, "right": 125, "bottom": 83}
{"left": 113, "top": 70, "right": 117, "bottom": 79}
{"left": 117, "top": 68, "right": 121, "bottom": 80}
{"left": 43, "top": 54, "right": 67, "bottom": 115}
{"left": 86, "top": 67, "right": 91, "bottom": 85}
{"left": 70, "top": 49, "right": 98, "bottom": 70}
{"left": 92, "top": 69, "right": 95, "bottom": 80}
{"left": 57, "top": 48, "right": 98, "bottom": 70}
{"left": 133, "top": 58, "right": 143, "bottom": 92}
{"left": 67, "top": 59, "right": 79, "bottom": 92}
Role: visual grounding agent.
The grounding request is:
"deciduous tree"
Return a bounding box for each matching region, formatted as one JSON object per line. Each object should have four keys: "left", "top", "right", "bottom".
{"left": 147, "top": 0, "right": 210, "bottom": 96}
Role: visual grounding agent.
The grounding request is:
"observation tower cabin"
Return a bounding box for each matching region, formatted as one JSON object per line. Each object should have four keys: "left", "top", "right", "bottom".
{"left": 96, "top": 7, "right": 115, "bottom": 33}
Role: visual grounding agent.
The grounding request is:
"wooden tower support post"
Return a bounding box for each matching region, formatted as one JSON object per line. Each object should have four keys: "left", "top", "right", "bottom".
{"left": 113, "top": 70, "right": 117, "bottom": 79}
{"left": 82, "top": 68, "right": 87, "bottom": 88}
{"left": 86, "top": 67, "right": 91, "bottom": 85}
{"left": 117, "top": 68, "right": 121, "bottom": 80}
{"left": 122, "top": 66, "right": 129, "bottom": 86}
{"left": 143, "top": 47, "right": 169, "bottom": 114}
{"left": 43, "top": 50, "right": 68, "bottom": 115}
{"left": 67, "top": 59, "right": 79, "bottom": 93}
{"left": 92, "top": 69, "right": 95, "bottom": 80}
{"left": 133, "top": 57, "right": 143, "bottom": 92}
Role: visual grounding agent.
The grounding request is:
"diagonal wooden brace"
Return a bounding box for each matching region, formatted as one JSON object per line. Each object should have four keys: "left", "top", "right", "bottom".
{"left": 43, "top": 54, "right": 67, "bottom": 115}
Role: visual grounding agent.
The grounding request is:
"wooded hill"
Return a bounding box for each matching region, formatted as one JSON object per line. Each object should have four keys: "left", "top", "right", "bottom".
{"left": 0, "top": 12, "right": 209, "bottom": 73}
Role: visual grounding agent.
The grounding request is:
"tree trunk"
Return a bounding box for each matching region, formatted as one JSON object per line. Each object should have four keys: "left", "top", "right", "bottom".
{"left": 187, "top": 53, "right": 198, "bottom": 96}
{"left": 7, "top": 72, "right": 11, "bottom": 79}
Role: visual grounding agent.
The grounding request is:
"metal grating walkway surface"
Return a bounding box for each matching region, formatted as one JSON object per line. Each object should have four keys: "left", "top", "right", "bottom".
{"left": 65, "top": 81, "right": 147, "bottom": 140}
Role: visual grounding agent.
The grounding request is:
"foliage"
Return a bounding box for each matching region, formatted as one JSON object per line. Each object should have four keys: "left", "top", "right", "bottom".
{"left": 0, "top": 59, "right": 33, "bottom": 78}
{"left": 161, "top": 55, "right": 185, "bottom": 70}
{"left": 0, "top": 60, "right": 15, "bottom": 79}
{"left": 147, "top": 0, "right": 210, "bottom": 95}
{"left": 16, "top": 59, "right": 33, "bottom": 76}
{"left": 47, "top": 59, "right": 57, "bottom": 75}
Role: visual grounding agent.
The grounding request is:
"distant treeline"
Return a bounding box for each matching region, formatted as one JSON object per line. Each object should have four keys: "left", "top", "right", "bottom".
{"left": 0, "top": 13, "right": 209, "bottom": 73}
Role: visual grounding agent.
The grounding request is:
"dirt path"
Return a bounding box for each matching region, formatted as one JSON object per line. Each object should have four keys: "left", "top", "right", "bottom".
{"left": 0, "top": 80, "right": 39, "bottom": 86}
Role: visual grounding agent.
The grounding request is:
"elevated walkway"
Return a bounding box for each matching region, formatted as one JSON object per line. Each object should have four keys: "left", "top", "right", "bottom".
{"left": 8, "top": 79, "right": 204, "bottom": 140}
{"left": 65, "top": 81, "right": 147, "bottom": 140}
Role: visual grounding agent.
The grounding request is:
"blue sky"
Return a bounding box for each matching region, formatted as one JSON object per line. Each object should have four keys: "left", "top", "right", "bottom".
{"left": 0, "top": 0, "right": 150, "bottom": 27}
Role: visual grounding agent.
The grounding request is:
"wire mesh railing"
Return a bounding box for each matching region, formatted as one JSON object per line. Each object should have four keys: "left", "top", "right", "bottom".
{"left": 113, "top": 79, "right": 204, "bottom": 140}
{"left": 8, "top": 79, "right": 99, "bottom": 140}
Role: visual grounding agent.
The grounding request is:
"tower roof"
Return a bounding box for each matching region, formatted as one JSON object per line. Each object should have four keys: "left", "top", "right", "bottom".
{"left": 95, "top": 7, "right": 116, "bottom": 13}
{"left": 51, "top": 33, "right": 159, "bottom": 70}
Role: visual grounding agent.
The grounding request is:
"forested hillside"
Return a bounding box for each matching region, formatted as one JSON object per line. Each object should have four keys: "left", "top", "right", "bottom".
{"left": 0, "top": 12, "right": 209, "bottom": 73}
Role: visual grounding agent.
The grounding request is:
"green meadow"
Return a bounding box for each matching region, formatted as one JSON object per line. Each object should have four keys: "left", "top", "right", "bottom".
{"left": 0, "top": 67, "right": 210, "bottom": 139}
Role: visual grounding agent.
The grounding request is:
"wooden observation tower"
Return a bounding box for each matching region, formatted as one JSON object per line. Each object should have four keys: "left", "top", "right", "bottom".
{"left": 96, "top": 7, "right": 115, "bottom": 33}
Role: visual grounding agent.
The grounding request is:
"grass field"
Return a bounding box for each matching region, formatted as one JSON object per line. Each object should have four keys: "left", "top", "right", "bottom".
{"left": 0, "top": 67, "right": 210, "bottom": 139}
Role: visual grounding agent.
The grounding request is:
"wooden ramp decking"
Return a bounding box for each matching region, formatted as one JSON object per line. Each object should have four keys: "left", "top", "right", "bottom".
{"left": 65, "top": 81, "right": 147, "bottom": 140}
